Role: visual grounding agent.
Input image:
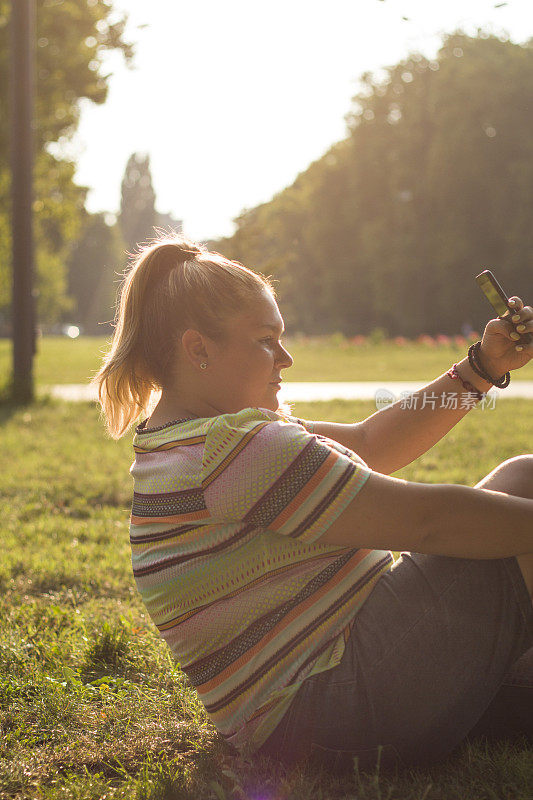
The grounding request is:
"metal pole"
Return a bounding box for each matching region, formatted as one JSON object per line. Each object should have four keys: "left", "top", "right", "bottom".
{"left": 10, "top": 0, "right": 35, "bottom": 403}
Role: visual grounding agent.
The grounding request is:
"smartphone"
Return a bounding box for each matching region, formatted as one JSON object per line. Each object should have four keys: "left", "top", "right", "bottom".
{"left": 475, "top": 269, "right": 532, "bottom": 344}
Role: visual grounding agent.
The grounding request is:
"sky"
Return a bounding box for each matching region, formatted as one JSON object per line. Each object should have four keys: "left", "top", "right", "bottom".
{"left": 72, "top": 0, "right": 533, "bottom": 242}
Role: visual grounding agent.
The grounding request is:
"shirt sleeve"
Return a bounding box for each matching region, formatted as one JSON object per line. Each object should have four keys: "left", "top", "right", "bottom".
{"left": 283, "top": 414, "right": 315, "bottom": 433}
{"left": 258, "top": 405, "right": 315, "bottom": 433}
{"left": 201, "top": 409, "right": 373, "bottom": 544}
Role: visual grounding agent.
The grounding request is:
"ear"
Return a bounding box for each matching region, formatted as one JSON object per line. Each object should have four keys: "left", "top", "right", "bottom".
{"left": 180, "top": 329, "right": 210, "bottom": 370}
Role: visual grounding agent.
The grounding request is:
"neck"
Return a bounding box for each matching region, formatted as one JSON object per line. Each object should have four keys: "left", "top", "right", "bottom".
{"left": 148, "top": 388, "right": 221, "bottom": 426}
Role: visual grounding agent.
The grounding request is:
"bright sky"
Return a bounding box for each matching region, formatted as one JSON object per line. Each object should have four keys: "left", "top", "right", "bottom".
{"left": 73, "top": 0, "right": 533, "bottom": 241}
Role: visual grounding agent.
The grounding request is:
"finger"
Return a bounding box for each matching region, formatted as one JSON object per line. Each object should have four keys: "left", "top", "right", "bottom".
{"left": 513, "top": 318, "right": 533, "bottom": 336}
{"left": 508, "top": 296, "right": 524, "bottom": 311}
{"left": 509, "top": 303, "right": 532, "bottom": 320}
{"left": 486, "top": 317, "right": 530, "bottom": 344}
{"left": 514, "top": 338, "right": 533, "bottom": 352}
{"left": 487, "top": 318, "right": 516, "bottom": 337}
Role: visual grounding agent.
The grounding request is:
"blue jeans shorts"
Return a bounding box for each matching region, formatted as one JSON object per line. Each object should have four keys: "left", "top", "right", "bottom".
{"left": 256, "top": 552, "right": 533, "bottom": 771}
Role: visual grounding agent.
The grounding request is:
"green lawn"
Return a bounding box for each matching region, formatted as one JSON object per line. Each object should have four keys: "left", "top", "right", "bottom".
{"left": 1, "top": 335, "right": 533, "bottom": 387}
{"left": 1, "top": 398, "right": 532, "bottom": 799}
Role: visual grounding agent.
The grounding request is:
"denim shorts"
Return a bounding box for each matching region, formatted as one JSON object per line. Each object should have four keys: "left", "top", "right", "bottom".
{"left": 256, "top": 552, "right": 533, "bottom": 771}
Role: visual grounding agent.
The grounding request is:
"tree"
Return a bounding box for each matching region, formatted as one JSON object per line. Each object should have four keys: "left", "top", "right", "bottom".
{"left": 0, "top": 0, "right": 133, "bottom": 324}
{"left": 213, "top": 31, "right": 533, "bottom": 337}
{"left": 119, "top": 152, "right": 157, "bottom": 252}
{"left": 67, "top": 211, "right": 124, "bottom": 334}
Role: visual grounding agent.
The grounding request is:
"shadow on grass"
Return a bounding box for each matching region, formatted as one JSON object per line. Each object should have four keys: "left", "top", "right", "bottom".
{"left": 0, "top": 393, "right": 55, "bottom": 425}
{"left": 0, "top": 401, "right": 20, "bottom": 426}
{"left": 80, "top": 621, "right": 132, "bottom": 681}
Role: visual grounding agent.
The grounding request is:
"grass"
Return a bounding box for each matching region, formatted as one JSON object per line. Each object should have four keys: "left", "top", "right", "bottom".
{"left": 1, "top": 335, "right": 533, "bottom": 388}
{"left": 1, "top": 398, "right": 532, "bottom": 799}
{"left": 0, "top": 337, "right": 110, "bottom": 387}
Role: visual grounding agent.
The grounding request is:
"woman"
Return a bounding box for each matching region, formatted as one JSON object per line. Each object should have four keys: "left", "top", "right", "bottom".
{"left": 95, "top": 235, "right": 533, "bottom": 771}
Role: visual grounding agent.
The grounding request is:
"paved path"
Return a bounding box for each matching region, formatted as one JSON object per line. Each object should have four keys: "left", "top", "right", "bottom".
{"left": 48, "top": 381, "right": 533, "bottom": 404}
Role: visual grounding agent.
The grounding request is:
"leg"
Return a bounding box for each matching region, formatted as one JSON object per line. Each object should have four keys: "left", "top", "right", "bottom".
{"left": 468, "top": 646, "right": 533, "bottom": 741}
{"left": 259, "top": 550, "right": 533, "bottom": 770}
{"left": 259, "top": 457, "right": 533, "bottom": 769}
{"left": 467, "top": 455, "right": 533, "bottom": 743}
{"left": 474, "top": 454, "right": 533, "bottom": 602}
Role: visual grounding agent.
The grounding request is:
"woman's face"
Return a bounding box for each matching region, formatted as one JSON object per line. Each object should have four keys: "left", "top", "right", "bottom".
{"left": 208, "top": 290, "right": 293, "bottom": 413}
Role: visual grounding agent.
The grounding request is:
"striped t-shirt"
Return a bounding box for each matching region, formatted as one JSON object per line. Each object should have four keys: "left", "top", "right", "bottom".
{"left": 130, "top": 407, "right": 392, "bottom": 754}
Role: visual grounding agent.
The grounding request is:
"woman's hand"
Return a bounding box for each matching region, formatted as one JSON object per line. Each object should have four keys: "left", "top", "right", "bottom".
{"left": 478, "top": 296, "right": 533, "bottom": 380}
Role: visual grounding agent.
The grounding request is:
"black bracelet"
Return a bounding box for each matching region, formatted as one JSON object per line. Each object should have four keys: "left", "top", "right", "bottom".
{"left": 469, "top": 341, "right": 510, "bottom": 387}
{"left": 468, "top": 342, "right": 511, "bottom": 388}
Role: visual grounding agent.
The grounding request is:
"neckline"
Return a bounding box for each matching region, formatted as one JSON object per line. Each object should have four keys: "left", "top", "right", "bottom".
{"left": 136, "top": 416, "right": 199, "bottom": 434}
{"left": 135, "top": 406, "right": 276, "bottom": 435}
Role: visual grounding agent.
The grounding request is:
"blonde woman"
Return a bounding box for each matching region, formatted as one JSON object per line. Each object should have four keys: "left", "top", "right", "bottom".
{"left": 95, "top": 235, "right": 533, "bottom": 771}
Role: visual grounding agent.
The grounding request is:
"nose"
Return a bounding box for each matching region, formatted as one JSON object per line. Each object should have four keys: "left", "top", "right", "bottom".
{"left": 276, "top": 342, "right": 293, "bottom": 369}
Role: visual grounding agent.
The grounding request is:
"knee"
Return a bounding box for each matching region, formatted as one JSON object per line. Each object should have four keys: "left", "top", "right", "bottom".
{"left": 477, "top": 454, "right": 533, "bottom": 499}
{"left": 497, "top": 454, "right": 533, "bottom": 476}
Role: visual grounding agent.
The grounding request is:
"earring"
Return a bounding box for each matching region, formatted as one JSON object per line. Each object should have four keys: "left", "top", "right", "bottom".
{"left": 200, "top": 362, "right": 207, "bottom": 370}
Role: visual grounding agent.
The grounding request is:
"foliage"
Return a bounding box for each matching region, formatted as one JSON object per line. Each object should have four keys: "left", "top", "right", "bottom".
{"left": 214, "top": 31, "right": 533, "bottom": 337}
{"left": 0, "top": 0, "right": 133, "bottom": 323}
{"left": 119, "top": 152, "right": 157, "bottom": 254}
{"left": 67, "top": 211, "right": 125, "bottom": 333}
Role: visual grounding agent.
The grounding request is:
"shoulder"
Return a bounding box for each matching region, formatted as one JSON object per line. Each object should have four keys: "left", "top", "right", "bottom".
{"left": 205, "top": 407, "right": 308, "bottom": 437}
{"left": 202, "top": 407, "right": 315, "bottom": 476}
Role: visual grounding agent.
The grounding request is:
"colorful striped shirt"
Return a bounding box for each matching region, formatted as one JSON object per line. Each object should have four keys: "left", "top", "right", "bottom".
{"left": 129, "top": 407, "right": 392, "bottom": 753}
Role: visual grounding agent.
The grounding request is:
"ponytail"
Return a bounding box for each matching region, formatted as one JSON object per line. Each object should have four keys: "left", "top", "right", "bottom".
{"left": 93, "top": 235, "right": 274, "bottom": 438}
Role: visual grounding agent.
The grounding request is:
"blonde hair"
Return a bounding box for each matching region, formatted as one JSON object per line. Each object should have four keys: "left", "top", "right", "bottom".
{"left": 93, "top": 234, "right": 275, "bottom": 438}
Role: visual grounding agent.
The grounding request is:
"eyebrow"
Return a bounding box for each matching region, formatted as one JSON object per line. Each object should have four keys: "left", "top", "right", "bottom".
{"left": 259, "top": 323, "right": 285, "bottom": 334}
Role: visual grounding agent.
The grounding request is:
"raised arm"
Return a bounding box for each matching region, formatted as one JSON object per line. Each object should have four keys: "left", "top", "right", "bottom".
{"left": 354, "top": 353, "right": 492, "bottom": 474}
{"left": 311, "top": 353, "right": 489, "bottom": 474}
{"left": 311, "top": 297, "right": 533, "bottom": 475}
{"left": 318, "top": 470, "right": 533, "bottom": 560}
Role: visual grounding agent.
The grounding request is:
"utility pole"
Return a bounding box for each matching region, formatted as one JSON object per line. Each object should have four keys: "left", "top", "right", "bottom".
{"left": 10, "top": 0, "right": 35, "bottom": 403}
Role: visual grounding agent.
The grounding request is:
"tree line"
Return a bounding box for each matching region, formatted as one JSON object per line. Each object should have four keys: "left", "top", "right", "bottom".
{"left": 68, "top": 152, "right": 181, "bottom": 334}
{"left": 1, "top": 10, "right": 532, "bottom": 339}
{"left": 0, "top": 0, "right": 179, "bottom": 336}
{"left": 210, "top": 31, "right": 533, "bottom": 337}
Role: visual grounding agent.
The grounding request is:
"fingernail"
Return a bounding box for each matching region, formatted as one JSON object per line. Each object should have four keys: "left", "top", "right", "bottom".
{"left": 510, "top": 332, "right": 520, "bottom": 340}
{"left": 512, "top": 314, "right": 521, "bottom": 323}
{"left": 517, "top": 324, "right": 526, "bottom": 332}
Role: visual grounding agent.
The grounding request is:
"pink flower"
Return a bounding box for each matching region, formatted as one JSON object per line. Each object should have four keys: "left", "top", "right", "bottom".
{"left": 417, "top": 334, "right": 436, "bottom": 347}
{"left": 394, "top": 336, "right": 408, "bottom": 346}
{"left": 436, "top": 334, "right": 451, "bottom": 346}
{"left": 350, "top": 335, "right": 367, "bottom": 345}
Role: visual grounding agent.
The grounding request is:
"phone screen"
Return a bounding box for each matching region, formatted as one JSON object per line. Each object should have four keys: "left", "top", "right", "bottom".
{"left": 475, "top": 270, "right": 532, "bottom": 344}
{"left": 475, "top": 270, "right": 511, "bottom": 318}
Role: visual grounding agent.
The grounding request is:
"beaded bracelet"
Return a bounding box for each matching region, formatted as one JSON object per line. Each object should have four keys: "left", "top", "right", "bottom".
{"left": 446, "top": 363, "right": 484, "bottom": 402}
{"left": 468, "top": 341, "right": 511, "bottom": 388}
